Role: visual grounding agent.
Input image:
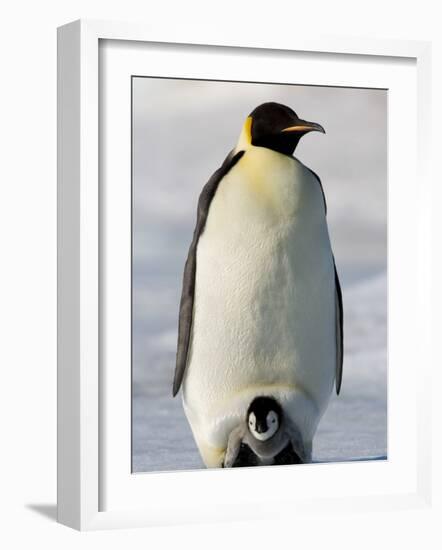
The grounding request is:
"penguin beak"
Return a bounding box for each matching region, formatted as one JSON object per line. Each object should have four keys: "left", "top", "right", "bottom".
{"left": 281, "top": 120, "right": 325, "bottom": 134}
{"left": 256, "top": 421, "right": 267, "bottom": 434}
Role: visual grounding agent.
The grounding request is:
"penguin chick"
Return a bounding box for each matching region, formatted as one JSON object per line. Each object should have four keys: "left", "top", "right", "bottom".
{"left": 223, "top": 396, "right": 309, "bottom": 467}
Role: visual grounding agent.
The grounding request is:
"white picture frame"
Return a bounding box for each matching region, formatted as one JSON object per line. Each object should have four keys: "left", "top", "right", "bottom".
{"left": 57, "top": 19, "right": 432, "bottom": 531}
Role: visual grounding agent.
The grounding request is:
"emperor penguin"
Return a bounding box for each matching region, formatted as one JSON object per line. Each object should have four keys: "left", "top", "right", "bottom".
{"left": 173, "top": 102, "right": 343, "bottom": 468}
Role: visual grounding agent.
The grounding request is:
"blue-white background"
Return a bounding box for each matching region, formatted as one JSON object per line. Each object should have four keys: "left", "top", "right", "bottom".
{"left": 132, "top": 78, "right": 387, "bottom": 472}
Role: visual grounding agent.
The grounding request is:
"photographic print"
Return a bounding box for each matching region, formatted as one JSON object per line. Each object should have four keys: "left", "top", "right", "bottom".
{"left": 131, "top": 77, "right": 387, "bottom": 472}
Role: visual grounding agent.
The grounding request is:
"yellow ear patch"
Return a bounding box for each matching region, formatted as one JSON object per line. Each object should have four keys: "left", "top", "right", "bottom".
{"left": 243, "top": 116, "right": 252, "bottom": 143}
{"left": 236, "top": 116, "right": 253, "bottom": 150}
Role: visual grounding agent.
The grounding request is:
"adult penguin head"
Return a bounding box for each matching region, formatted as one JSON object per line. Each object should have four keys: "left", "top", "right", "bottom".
{"left": 241, "top": 101, "right": 325, "bottom": 156}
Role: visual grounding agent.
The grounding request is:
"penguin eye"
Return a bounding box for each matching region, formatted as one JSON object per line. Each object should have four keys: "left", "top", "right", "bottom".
{"left": 271, "top": 418, "right": 276, "bottom": 424}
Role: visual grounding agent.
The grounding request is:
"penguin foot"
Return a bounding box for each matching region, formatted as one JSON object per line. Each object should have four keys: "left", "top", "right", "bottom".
{"left": 230, "top": 442, "right": 304, "bottom": 467}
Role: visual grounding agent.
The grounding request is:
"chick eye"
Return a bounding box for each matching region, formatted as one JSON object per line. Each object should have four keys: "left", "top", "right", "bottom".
{"left": 271, "top": 419, "right": 276, "bottom": 424}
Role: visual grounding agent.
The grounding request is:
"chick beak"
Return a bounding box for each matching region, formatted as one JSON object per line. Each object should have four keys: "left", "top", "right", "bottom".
{"left": 256, "top": 421, "right": 268, "bottom": 434}
{"left": 281, "top": 120, "right": 325, "bottom": 135}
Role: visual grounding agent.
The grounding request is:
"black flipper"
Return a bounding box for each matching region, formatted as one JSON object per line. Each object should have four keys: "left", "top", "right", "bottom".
{"left": 172, "top": 149, "right": 245, "bottom": 397}
{"left": 334, "top": 259, "right": 344, "bottom": 395}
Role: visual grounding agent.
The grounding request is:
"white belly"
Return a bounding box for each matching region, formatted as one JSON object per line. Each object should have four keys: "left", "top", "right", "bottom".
{"left": 183, "top": 147, "right": 336, "bottom": 458}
